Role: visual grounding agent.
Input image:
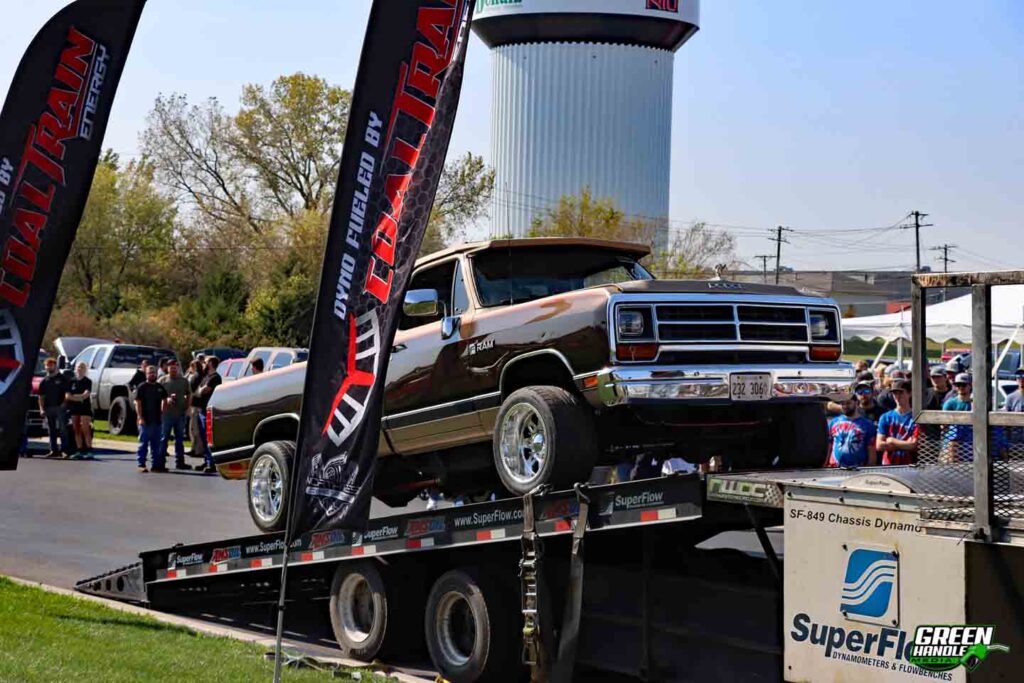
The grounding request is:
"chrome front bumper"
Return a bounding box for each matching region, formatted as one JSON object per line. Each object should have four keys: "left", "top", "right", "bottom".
{"left": 594, "top": 363, "right": 855, "bottom": 406}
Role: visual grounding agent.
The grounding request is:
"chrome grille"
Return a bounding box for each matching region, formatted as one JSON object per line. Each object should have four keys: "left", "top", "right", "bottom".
{"left": 654, "top": 304, "right": 810, "bottom": 345}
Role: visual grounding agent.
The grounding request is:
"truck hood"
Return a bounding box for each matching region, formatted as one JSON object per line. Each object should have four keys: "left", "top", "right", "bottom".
{"left": 53, "top": 336, "right": 112, "bottom": 360}
{"left": 609, "top": 279, "right": 806, "bottom": 297}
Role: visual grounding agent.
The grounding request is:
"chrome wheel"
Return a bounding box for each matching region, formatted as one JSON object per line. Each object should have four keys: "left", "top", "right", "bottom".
{"left": 250, "top": 454, "right": 283, "bottom": 524}
{"left": 498, "top": 403, "right": 548, "bottom": 486}
{"left": 337, "top": 573, "right": 375, "bottom": 644}
{"left": 435, "top": 591, "right": 476, "bottom": 667}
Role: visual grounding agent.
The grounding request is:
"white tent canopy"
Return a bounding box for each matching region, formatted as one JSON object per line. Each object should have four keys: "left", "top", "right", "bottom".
{"left": 842, "top": 285, "right": 1024, "bottom": 344}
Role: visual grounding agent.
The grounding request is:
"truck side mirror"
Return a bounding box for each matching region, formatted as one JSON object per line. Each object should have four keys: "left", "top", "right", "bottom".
{"left": 404, "top": 289, "right": 440, "bottom": 318}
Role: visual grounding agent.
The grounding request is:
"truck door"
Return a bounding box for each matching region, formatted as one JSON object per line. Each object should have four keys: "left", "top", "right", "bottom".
{"left": 89, "top": 346, "right": 110, "bottom": 411}
{"left": 384, "top": 259, "right": 484, "bottom": 455}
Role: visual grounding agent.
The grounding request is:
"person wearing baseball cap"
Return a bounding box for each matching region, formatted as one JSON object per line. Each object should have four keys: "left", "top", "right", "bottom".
{"left": 999, "top": 368, "right": 1024, "bottom": 455}
{"left": 927, "top": 364, "right": 955, "bottom": 409}
{"left": 876, "top": 378, "right": 919, "bottom": 465}
{"left": 941, "top": 373, "right": 974, "bottom": 462}
{"left": 853, "top": 379, "right": 885, "bottom": 423}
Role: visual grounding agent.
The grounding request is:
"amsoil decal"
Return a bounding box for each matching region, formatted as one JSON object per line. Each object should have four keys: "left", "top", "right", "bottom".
{"left": 289, "top": 0, "right": 475, "bottom": 533}
{"left": 210, "top": 546, "right": 241, "bottom": 564}
{"left": 0, "top": 0, "right": 145, "bottom": 469}
{"left": 646, "top": 0, "right": 679, "bottom": 12}
{"left": 406, "top": 516, "right": 446, "bottom": 538}
{"left": 309, "top": 529, "right": 349, "bottom": 551}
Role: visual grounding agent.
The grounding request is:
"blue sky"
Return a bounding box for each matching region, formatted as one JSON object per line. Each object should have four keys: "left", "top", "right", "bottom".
{"left": 2, "top": 1, "right": 1021, "bottom": 272}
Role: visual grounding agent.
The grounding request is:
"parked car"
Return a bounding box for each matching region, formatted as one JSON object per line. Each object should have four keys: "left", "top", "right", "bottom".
{"left": 193, "top": 347, "right": 246, "bottom": 362}
{"left": 219, "top": 358, "right": 247, "bottom": 382}
{"left": 24, "top": 350, "right": 49, "bottom": 436}
{"left": 955, "top": 349, "right": 1022, "bottom": 403}
{"left": 53, "top": 336, "right": 113, "bottom": 371}
{"left": 71, "top": 343, "right": 179, "bottom": 435}
{"left": 207, "top": 238, "right": 854, "bottom": 532}
{"left": 941, "top": 347, "right": 970, "bottom": 363}
{"left": 240, "top": 347, "right": 308, "bottom": 377}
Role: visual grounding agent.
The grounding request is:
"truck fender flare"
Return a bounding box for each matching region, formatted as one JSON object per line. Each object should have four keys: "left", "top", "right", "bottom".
{"left": 252, "top": 413, "right": 300, "bottom": 448}
{"left": 499, "top": 349, "right": 576, "bottom": 396}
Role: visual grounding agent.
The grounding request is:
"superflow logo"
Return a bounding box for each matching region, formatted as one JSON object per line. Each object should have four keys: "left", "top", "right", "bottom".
{"left": 840, "top": 547, "right": 899, "bottom": 625}
{"left": 0, "top": 310, "right": 25, "bottom": 396}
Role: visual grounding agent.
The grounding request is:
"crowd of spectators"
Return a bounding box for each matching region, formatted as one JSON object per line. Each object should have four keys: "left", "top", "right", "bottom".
{"left": 825, "top": 357, "right": 1024, "bottom": 469}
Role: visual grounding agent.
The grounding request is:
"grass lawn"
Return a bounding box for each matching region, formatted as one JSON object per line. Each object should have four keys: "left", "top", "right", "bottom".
{"left": 0, "top": 578, "right": 376, "bottom": 682}
{"left": 92, "top": 419, "right": 192, "bottom": 449}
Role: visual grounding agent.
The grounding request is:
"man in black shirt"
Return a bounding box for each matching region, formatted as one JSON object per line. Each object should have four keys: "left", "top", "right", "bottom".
{"left": 134, "top": 365, "right": 168, "bottom": 473}
{"left": 37, "top": 357, "right": 69, "bottom": 458}
{"left": 193, "top": 356, "right": 222, "bottom": 474}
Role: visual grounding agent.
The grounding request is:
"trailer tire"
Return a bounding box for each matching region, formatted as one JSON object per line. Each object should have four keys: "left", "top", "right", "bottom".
{"left": 247, "top": 441, "right": 293, "bottom": 533}
{"left": 108, "top": 396, "right": 137, "bottom": 436}
{"left": 329, "top": 561, "right": 419, "bottom": 661}
{"left": 493, "top": 385, "right": 598, "bottom": 496}
{"left": 425, "top": 568, "right": 518, "bottom": 683}
{"left": 776, "top": 403, "right": 829, "bottom": 467}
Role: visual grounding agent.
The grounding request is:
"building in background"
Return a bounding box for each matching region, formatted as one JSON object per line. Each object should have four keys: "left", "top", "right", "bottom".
{"left": 729, "top": 270, "right": 945, "bottom": 317}
{"left": 473, "top": 0, "right": 700, "bottom": 247}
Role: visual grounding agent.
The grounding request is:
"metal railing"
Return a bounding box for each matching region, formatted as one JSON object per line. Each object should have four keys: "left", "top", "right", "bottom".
{"left": 911, "top": 271, "right": 1024, "bottom": 541}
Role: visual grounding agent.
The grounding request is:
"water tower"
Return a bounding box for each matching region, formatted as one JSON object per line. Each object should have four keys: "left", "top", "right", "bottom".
{"left": 473, "top": 0, "right": 700, "bottom": 245}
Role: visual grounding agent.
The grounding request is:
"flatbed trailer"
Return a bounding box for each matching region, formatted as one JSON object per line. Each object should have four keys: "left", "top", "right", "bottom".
{"left": 78, "top": 474, "right": 786, "bottom": 681}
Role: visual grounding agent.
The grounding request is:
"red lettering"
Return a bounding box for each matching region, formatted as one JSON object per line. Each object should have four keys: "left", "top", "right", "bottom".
{"left": 0, "top": 277, "right": 29, "bottom": 308}
{"left": 36, "top": 111, "right": 73, "bottom": 161}
{"left": 13, "top": 210, "right": 45, "bottom": 250}
{"left": 53, "top": 63, "right": 83, "bottom": 92}
{"left": 382, "top": 173, "right": 412, "bottom": 221}
{"left": 46, "top": 87, "right": 77, "bottom": 131}
{"left": 19, "top": 182, "right": 55, "bottom": 213}
{"left": 371, "top": 213, "right": 398, "bottom": 266}
{"left": 393, "top": 137, "right": 423, "bottom": 168}
{"left": 416, "top": 7, "right": 456, "bottom": 61}
{"left": 2, "top": 236, "right": 37, "bottom": 281}
{"left": 364, "top": 258, "right": 393, "bottom": 304}
{"left": 25, "top": 127, "right": 65, "bottom": 185}
{"left": 60, "top": 27, "right": 95, "bottom": 77}
{"left": 386, "top": 64, "right": 436, "bottom": 149}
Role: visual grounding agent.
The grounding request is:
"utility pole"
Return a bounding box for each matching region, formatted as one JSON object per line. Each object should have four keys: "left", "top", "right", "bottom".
{"left": 769, "top": 226, "right": 792, "bottom": 284}
{"left": 930, "top": 244, "right": 957, "bottom": 302}
{"left": 754, "top": 254, "right": 774, "bottom": 283}
{"left": 902, "top": 210, "right": 933, "bottom": 272}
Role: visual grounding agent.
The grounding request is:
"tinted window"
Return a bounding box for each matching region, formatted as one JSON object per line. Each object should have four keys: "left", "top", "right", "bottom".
{"left": 400, "top": 262, "right": 456, "bottom": 330}
{"left": 295, "top": 350, "right": 309, "bottom": 362}
{"left": 270, "top": 352, "right": 294, "bottom": 371}
{"left": 34, "top": 355, "right": 48, "bottom": 376}
{"left": 91, "top": 347, "right": 109, "bottom": 369}
{"left": 225, "top": 361, "right": 242, "bottom": 380}
{"left": 108, "top": 346, "right": 176, "bottom": 369}
{"left": 471, "top": 247, "right": 652, "bottom": 308}
{"left": 73, "top": 347, "right": 97, "bottom": 370}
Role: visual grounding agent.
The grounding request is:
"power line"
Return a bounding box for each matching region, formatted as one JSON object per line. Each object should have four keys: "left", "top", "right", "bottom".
{"left": 753, "top": 254, "right": 775, "bottom": 283}
{"left": 769, "top": 226, "right": 793, "bottom": 284}
{"left": 900, "top": 210, "right": 933, "bottom": 272}
{"left": 930, "top": 244, "right": 957, "bottom": 273}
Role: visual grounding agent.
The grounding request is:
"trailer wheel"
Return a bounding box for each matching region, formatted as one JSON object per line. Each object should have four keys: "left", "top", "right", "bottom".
{"left": 425, "top": 569, "right": 518, "bottom": 682}
{"left": 493, "top": 386, "right": 598, "bottom": 496}
{"left": 329, "top": 561, "right": 419, "bottom": 661}
{"left": 108, "top": 396, "right": 137, "bottom": 436}
{"left": 247, "top": 441, "right": 293, "bottom": 532}
{"left": 776, "top": 404, "right": 829, "bottom": 467}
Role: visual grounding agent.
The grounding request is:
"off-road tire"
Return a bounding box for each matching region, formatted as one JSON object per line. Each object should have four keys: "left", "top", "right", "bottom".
{"left": 247, "top": 440, "right": 293, "bottom": 533}
{"left": 329, "top": 561, "right": 423, "bottom": 661}
{"left": 492, "top": 385, "right": 598, "bottom": 496}
{"left": 108, "top": 396, "right": 137, "bottom": 436}
{"left": 424, "top": 568, "right": 520, "bottom": 682}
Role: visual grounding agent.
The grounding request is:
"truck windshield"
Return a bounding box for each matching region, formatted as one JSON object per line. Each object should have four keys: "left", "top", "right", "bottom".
{"left": 108, "top": 347, "right": 176, "bottom": 369}
{"left": 471, "top": 247, "right": 653, "bottom": 308}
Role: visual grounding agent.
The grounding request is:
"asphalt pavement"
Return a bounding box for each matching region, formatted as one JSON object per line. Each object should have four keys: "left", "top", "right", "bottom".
{"left": 0, "top": 440, "right": 420, "bottom": 588}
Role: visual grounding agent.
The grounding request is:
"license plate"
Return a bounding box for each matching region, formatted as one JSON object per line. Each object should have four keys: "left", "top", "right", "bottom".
{"left": 730, "top": 373, "right": 772, "bottom": 401}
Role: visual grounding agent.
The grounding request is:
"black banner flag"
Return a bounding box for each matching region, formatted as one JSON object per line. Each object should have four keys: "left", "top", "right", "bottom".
{"left": 288, "top": 0, "right": 475, "bottom": 535}
{"left": 0, "top": 1, "right": 146, "bottom": 470}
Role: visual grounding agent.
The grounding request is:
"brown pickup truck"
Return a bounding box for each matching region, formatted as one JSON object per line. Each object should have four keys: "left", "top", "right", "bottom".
{"left": 207, "top": 237, "right": 854, "bottom": 531}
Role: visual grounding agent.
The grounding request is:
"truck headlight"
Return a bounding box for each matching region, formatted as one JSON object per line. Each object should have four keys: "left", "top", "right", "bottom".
{"left": 616, "top": 306, "right": 652, "bottom": 339}
{"left": 809, "top": 309, "right": 839, "bottom": 343}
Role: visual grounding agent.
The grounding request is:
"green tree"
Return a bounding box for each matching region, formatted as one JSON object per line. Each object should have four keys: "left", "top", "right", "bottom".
{"left": 177, "top": 266, "right": 250, "bottom": 344}
{"left": 244, "top": 253, "right": 317, "bottom": 348}
{"left": 529, "top": 187, "right": 737, "bottom": 277}
{"left": 422, "top": 153, "right": 495, "bottom": 254}
{"left": 61, "top": 152, "right": 177, "bottom": 318}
